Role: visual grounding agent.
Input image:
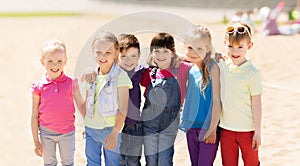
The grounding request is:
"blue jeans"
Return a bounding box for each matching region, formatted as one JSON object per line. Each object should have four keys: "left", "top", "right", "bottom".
{"left": 142, "top": 108, "right": 180, "bottom": 166}
{"left": 120, "top": 122, "right": 143, "bottom": 166}
{"left": 85, "top": 126, "right": 121, "bottom": 166}
{"left": 39, "top": 126, "right": 75, "bottom": 166}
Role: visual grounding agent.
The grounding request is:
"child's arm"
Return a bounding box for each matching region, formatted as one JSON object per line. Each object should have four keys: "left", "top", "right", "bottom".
{"left": 104, "top": 86, "right": 129, "bottom": 150}
{"left": 204, "top": 64, "right": 222, "bottom": 144}
{"left": 214, "top": 51, "right": 228, "bottom": 62}
{"left": 31, "top": 94, "right": 42, "bottom": 157}
{"left": 73, "top": 85, "right": 87, "bottom": 118}
{"left": 251, "top": 95, "right": 262, "bottom": 151}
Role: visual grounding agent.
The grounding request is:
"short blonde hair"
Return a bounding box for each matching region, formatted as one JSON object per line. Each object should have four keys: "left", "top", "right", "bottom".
{"left": 41, "top": 39, "right": 66, "bottom": 59}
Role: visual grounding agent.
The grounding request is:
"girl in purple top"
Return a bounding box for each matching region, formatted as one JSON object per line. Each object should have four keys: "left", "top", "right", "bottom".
{"left": 31, "top": 39, "right": 85, "bottom": 166}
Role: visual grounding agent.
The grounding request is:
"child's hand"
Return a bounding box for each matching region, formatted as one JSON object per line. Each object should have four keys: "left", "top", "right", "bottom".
{"left": 81, "top": 71, "right": 97, "bottom": 83}
{"left": 82, "top": 131, "right": 85, "bottom": 139}
{"left": 104, "top": 128, "right": 119, "bottom": 150}
{"left": 34, "top": 142, "right": 43, "bottom": 157}
{"left": 214, "top": 52, "right": 227, "bottom": 62}
{"left": 204, "top": 130, "right": 217, "bottom": 144}
{"left": 252, "top": 132, "right": 261, "bottom": 151}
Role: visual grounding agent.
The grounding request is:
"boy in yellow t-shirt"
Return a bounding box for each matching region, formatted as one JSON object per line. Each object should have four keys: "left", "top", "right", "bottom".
{"left": 218, "top": 23, "right": 263, "bottom": 166}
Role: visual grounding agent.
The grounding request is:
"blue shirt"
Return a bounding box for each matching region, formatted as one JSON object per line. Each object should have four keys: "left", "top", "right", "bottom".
{"left": 180, "top": 62, "right": 216, "bottom": 131}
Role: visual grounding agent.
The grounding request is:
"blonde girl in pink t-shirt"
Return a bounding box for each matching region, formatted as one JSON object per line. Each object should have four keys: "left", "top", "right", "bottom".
{"left": 31, "top": 39, "right": 85, "bottom": 166}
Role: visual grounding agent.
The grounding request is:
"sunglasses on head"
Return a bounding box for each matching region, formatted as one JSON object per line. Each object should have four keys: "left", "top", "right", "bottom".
{"left": 226, "top": 26, "right": 249, "bottom": 34}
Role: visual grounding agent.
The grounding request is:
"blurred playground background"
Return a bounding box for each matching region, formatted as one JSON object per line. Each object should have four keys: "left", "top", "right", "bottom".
{"left": 0, "top": 0, "right": 299, "bottom": 165}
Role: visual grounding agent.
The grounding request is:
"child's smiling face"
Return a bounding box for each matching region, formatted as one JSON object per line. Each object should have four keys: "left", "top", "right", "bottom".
{"left": 152, "top": 47, "right": 174, "bottom": 69}
{"left": 118, "top": 47, "right": 140, "bottom": 71}
{"left": 93, "top": 40, "right": 118, "bottom": 74}
{"left": 41, "top": 50, "right": 66, "bottom": 80}
{"left": 225, "top": 38, "right": 253, "bottom": 66}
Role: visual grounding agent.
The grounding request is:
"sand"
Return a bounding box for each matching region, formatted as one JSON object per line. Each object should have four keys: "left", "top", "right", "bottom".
{"left": 0, "top": 0, "right": 300, "bottom": 165}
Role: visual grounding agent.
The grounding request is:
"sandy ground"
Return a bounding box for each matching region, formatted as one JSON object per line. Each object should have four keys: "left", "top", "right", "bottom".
{"left": 0, "top": 0, "right": 300, "bottom": 165}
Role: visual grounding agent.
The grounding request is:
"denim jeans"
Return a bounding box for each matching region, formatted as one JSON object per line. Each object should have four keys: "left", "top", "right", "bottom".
{"left": 120, "top": 122, "right": 143, "bottom": 166}
{"left": 39, "top": 126, "right": 75, "bottom": 166}
{"left": 85, "top": 126, "right": 121, "bottom": 166}
{"left": 142, "top": 108, "right": 180, "bottom": 166}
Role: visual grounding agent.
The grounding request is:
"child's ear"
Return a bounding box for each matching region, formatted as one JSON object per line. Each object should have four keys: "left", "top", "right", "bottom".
{"left": 64, "top": 57, "right": 68, "bottom": 65}
{"left": 40, "top": 58, "right": 45, "bottom": 66}
{"left": 248, "top": 42, "right": 253, "bottom": 49}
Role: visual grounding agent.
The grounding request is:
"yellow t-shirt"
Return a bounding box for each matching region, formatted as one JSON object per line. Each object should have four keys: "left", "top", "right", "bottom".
{"left": 219, "top": 59, "right": 263, "bottom": 131}
{"left": 84, "top": 70, "right": 132, "bottom": 129}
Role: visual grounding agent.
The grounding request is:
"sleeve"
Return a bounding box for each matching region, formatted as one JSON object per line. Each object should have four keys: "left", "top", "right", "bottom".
{"left": 31, "top": 82, "right": 41, "bottom": 95}
{"left": 178, "top": 62, "right": 191, "bottom": 101}
{"left": 140, "top": 68, "right": 151, "bottom": 88}
{"left": 72, "top": 78, "right": 79, "bottom": 92}
{"left": 117, "top": 70, "right": 133, "bottom": 89}
{"left": 249, "top": 71, "right": 263, "bottom": 96}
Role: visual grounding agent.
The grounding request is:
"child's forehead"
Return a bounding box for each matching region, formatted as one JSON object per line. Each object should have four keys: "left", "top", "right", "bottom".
{"left": 227, "top": 38, "right": 249, "bottom": 45}
{"left": 94, "top": 40, "right": 115, "bottom": 50}
{"left": 121, "top": 47, "right": 139, "bottom": 54}
{"left": 43, "top": 50, "right": 66, "bottom": 59}
{"left": 152, "top": 46, "right": 171, "bottom": 50}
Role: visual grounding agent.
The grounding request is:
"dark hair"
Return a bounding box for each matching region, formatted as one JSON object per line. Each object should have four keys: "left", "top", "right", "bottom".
{"left": 150, "top": 32, "right": 175, "bottom": 53}
{"left": 118, "top": 34, "right": 140, "bottom": 53}
{"left": 148, "top": 32, "right": 178, "bottom": 67}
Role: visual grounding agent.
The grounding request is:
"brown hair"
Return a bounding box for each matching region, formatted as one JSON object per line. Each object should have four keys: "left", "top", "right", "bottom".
{"left": 118, "top": 34, "right": 140, "bottom": 53}
{"left": 148, "top": 32, "right": 178, "bottom": 68}
{"left": 225, "top": 22, "right": 253, "bottom": 45}
{"left": 185, "top": 25, "right": 214, "bottom": 96}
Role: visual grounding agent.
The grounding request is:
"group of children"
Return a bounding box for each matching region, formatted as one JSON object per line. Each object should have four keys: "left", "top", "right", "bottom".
{"left": 31, "top": 22, "right": 262, "bottom": 166}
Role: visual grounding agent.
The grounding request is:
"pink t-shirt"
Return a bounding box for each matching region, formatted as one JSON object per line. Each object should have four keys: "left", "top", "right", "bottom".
{"left": 141, "top": 62, "right": 191, "bottom": 105}
{"left": 31, "top": 72, "right": 78, "bottom": 134}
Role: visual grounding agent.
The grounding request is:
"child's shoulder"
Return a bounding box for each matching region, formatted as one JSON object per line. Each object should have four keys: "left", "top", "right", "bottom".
{"left": 136, "top": 64, "right": 149, "bottom": 72}
{"left": 244, "top": 60, "right": 261, "bottom": 74}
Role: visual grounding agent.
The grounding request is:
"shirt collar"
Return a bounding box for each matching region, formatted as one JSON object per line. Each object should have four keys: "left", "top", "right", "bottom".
{"left": 226, "top": 58, "right": 252, "bottom": 72}
{"left": 40, "top": 72, "right": 67, "bottom": 85}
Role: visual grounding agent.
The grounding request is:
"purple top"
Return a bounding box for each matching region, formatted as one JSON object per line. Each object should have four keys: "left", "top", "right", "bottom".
{"left": 125, "top": 64, "right": 148, "bottom": 125}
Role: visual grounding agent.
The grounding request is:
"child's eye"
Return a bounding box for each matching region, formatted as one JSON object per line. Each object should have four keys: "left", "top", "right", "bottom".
{"left": 187, "top": 46, "right": 193, "bottom": 50}
{"left": 197, "top": 48, "right": 202, "bottom": 51}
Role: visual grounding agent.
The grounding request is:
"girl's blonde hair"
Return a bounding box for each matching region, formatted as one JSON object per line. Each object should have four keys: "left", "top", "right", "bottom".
{"left": 147, "top": 32, "right": 178, "bottom": 68}
{"left": 185, "top": 25, "right": 215, "bottom": 96}
{"left": 91, "top": 31, "right": 119, "bottom": 62}
{"left": 41, "top": 39, "right": 66, "bottom": 59}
